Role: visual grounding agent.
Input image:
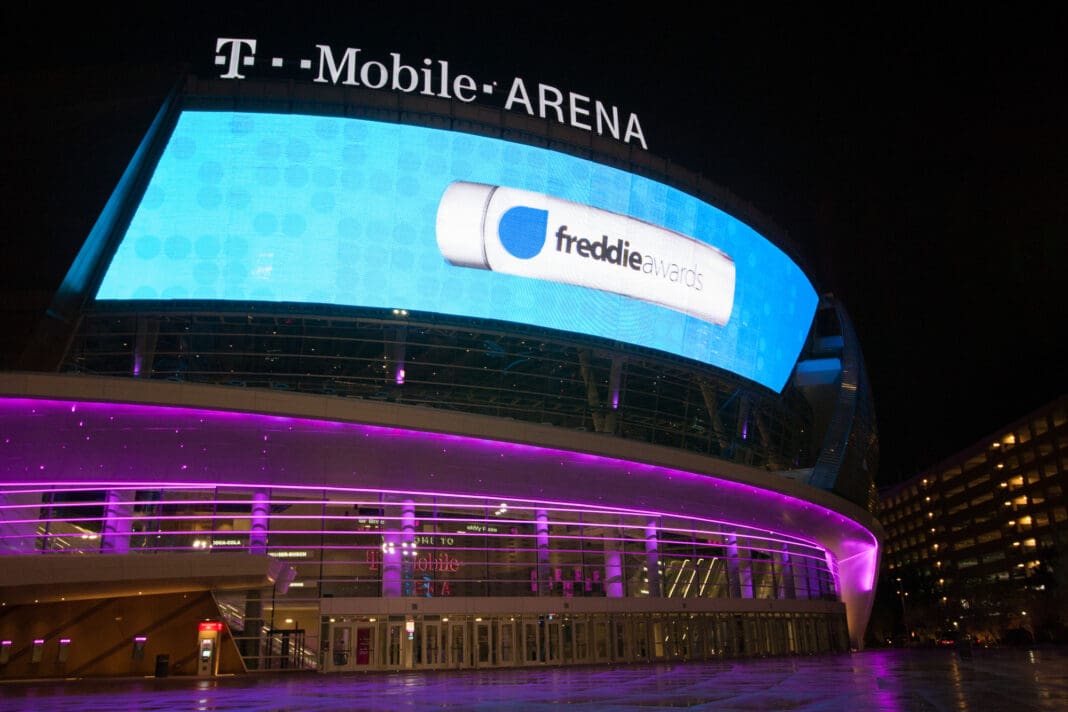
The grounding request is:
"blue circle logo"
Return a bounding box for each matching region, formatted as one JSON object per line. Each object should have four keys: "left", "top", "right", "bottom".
{"left": 498, "top": 206, "right": 548, "bottom": 259}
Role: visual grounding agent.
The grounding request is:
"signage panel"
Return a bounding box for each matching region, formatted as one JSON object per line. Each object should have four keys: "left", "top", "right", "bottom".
{"left": 436, "top": 182, "right": 736, "bottom": 325}
{"left": 95, "top": 111, "right": 817, "bottom": 391}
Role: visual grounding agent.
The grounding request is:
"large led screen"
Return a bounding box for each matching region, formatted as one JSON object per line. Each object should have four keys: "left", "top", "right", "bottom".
{"left": 96, "top": 111, "right": 818, "bottom": 391}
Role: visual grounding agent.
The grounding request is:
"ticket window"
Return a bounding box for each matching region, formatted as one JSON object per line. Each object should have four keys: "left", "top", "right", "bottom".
{"left": 197, "top": 622, "right": 223, "bottom": 676}
{"left": 1, "top": 640, "right": 11, "bottom": 665}
{"left": 31, "top": 639, "right": 45, "bottom": 664}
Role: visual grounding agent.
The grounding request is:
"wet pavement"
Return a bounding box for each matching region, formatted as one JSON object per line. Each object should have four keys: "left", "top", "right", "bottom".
{"left": 1, "top": 647, "right": 1066, "bottom": 711}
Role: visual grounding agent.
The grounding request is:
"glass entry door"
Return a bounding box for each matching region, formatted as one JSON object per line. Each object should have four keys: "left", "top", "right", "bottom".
{"left": 593, "top": 619, "right": 610, "bottom": 663}
{"left": 354, "top": 624, "right": 376, "bottom": 667}
{"left": 420, "top": 622, "right": 444, "bottom": 667}
{"left": 571, "top": 620, "right": 589, "bottom": 663}
{"left": 330, "top": 625, "right": 352, "bottom": 670}
{"left": 522, "top": 620, "right": 540, "bottom": 665}
{"left": 327, "top": 621, "right": 378, "bottom": 671}
{"left": 498, "top": 620, "right": 516, "bottom": 666}
{"left": 544, "top": 620, "right": 561, "bottom": 664}
{"left": 475, "top": 621, "right": 494, "bottom": 666}
{"left": 447, "top": 622, "right": 467, "bottom": 667}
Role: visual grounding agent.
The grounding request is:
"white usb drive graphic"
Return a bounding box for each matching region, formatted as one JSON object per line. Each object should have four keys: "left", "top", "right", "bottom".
{"left": 436, "top": 182, "right": 735, "bottom": 325}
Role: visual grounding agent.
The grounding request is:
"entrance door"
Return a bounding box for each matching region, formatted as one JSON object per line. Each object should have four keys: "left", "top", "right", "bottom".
{"left": 354, "top": 625, "right": 376, "bottom": 667}
{"left": 498, "top": 620, "right": 516, "bottom": 666}
{"left": 634, "top": 620, "right": 649, "bottom": 660}
{"left": 331, "top": 625, "right": 352, "bottom": 670}
{"left": 523, "top": 620, "right": 540, "bottom": 664}
{"left": 572, "top": 619, "right": 589, "bottom": 663}
{"left": 593, "top": 619, "right": 610, "bottom": 663}
{"left": 448, "top": 622, "right": 466, "bottom": 667}
{"left": 475, "top": 620, "right": 494, "bottom": 667}
{"left": 421, "top": 622, "right": 443, "bottom": 667}
{"left": 386, "top": 621, "right": 413, "bottom": 668}
{"left": 613, "top": 619, "right": 628, "bottom": 661}
{"left": 544, "top": 620, "right": 561, "bottom": 664}
{"left": 651, "top": 619, "right": 665, "bottom": 659}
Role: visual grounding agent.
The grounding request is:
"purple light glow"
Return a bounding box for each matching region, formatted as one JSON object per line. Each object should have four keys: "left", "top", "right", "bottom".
{"left": 0, "top": 466, "right": 871, "bottom": 547}
{"left": 0, "top": 479, "right": 853, "bottom": 561}
{"left": 0, "top": 503, "right": 828, "bottom": 554}
{"left": 0, "top": 394, "right": 879, "bottom": 640}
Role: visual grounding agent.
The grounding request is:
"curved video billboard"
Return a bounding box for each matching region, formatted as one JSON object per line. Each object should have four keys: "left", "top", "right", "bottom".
{"left": 95, "top": 111, "right": 817, "bottom": 391}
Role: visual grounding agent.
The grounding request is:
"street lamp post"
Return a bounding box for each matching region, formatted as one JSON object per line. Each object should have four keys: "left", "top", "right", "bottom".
{"left": 896, "top": 577, "right": 910, "bottom": 644}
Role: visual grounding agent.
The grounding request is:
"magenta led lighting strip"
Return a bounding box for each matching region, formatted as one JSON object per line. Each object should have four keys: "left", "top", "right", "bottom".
{"left": 0, "top": 396, "right": 879, "bottom": 595}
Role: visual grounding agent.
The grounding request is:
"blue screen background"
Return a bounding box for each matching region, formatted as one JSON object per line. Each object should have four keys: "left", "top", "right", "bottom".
{"left": 96, "top": 111, "right": 818, "bottom": 392}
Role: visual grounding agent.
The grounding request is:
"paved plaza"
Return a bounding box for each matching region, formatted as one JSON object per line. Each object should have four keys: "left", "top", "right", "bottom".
{"left": 2, "top": 647, "right": 1066, "bottom": 711}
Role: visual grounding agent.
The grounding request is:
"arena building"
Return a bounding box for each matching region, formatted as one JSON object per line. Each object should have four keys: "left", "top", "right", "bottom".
{"left": 0, "top": 47, "right": 881, "bottom": 677}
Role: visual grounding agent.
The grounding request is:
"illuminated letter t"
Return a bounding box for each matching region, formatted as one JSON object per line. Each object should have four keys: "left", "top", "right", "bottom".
{"left": 215, "top": 38, "right": 257, "bottom": 79}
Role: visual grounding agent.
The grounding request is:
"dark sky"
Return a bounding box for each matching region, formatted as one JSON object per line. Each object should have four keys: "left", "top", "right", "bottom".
{"left": 3, "top": 4, "right": 1066, "bottom": 483}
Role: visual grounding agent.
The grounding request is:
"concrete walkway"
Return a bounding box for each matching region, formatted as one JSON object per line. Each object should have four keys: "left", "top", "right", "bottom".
{"left": 1, "top": 647, "right": 1066, "bottom": 711}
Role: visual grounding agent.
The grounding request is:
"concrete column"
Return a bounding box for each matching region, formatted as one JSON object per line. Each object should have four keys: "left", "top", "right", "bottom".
{"left": 779, "top": 545, "right": 797, "bottom": 599}
{"left": 101, "top": 489, "right": 132, "bottom": 554}
{"left": 838, "top": 547, "right": 879, "bottom": 650}
{"left": 242, "top": 589, "right": 264, "bottom": 670}
{"left": 603, "top": 534, "right": 624, "bottom": 598}
{"left": 400, "top": 500, "right": 415, "bottom": 596}
{"left": 132, "top": 317, "right": 159, "bottom": 378}
{"left": 608, "top": 357, "right": 624, "bottom": 410}
{"left": 535, "top": 510, "right": 550, "bottom": 595}
{"left": 725, "top": 534, "right": 743, "bottom": 599}
{"left": 604, "top": 356, "right": 625, "bottom": 433}
{"left": 382, "top": 499, "right": 415, "bottom": 597}
{"left": 806, "top": 554, "right": 823, "bottom": 600}
{"left": 644, "top": 521, "right": 660, "bottom": 597}
{"left": 250, "top": 490, "right": 269, "bottom": 554}
{"left": 739, "top": 538, "right": 754, "bottom": 598}
{"left": 392, "top": 325, "right": 408, "bottom": 386}
{"left": 792, "top": 554, "right": 811, "bottom": 599}
{"left": 382, "top": 534, "right": 401, "bottom": 597}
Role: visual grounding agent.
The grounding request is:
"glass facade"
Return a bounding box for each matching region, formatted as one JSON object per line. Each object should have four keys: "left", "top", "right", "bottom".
{"left": 64, "top": 307, "right": 814, "bottom": 472}
{"left": 15, "top": 485, "right": 838, "bottom": 602}
{"left": 2, "top": 481, "right": 849, "bottom": 669}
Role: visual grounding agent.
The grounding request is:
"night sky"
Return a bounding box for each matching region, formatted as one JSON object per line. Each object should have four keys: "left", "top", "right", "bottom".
{"left": 3, "top": 5, "right": 1065, "bottom": 484}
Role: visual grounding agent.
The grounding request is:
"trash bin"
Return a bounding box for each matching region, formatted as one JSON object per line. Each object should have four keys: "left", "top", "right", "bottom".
{"left": 154, "top": 654, "right": 170, "bottom": 678}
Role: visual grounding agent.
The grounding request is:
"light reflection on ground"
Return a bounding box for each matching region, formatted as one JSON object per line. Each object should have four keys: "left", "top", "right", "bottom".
{"left": 1, "top": 648, "right": 1066, "bottom": 711}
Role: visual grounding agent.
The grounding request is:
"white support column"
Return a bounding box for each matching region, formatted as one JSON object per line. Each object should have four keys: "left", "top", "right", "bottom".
{"left": 250, "top": 490, "right": 269, "bottom": 554}
{"left": 725, "top": 534, "right": 743, "bottom": 599}
{"left": 779, "top": 544, "right": 797, "bottom": 600}
{"left": 382, "top": 499, "right": 415, "bottom": 597}
{"left": 535, "top": 509, "right": 550, "bottom": 594}
{"left": 101, "top": 489, "right": 132, "bottom": 554}
{"left": 603, "top": 534, "right": 624, "bottom": 598}
{"left": 644, "top": 521, "right": 660, "bottom": 597}
{"left": 400, "top": 500, "right": 416, "bottom": 596}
